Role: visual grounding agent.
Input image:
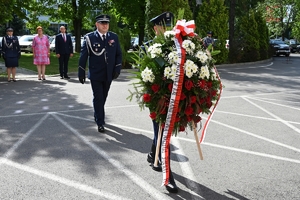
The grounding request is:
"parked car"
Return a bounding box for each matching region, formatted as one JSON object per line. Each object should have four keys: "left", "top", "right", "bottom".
{"left": 297, "top": 44, "right": 300, "bottom": 53}
{"left": 50, "top": 38, "right": 56, "bottom": 52}
{"left": 269, "top": 39, "right": 290, "bottom": 57}
{"left": 288, "top": 39, "right": 300, "bottom": 53}
{"left": 19, "top": 35, "right": 35, "bottom": 53}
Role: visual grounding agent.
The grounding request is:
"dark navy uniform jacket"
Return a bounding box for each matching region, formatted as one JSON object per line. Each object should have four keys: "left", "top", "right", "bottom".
{"left": 1, "top": 35, "right": 20, "bottom": 58}
{"left": 78, "top": 31, "right": 122, "bottom": 82}
{"left": 55, "top": 33, "right": 73, "bottom": 55}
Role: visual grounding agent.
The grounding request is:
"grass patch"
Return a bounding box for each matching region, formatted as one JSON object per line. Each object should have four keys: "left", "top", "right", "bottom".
{"left": 17, "top": 52, "right": 81, "bottom": 75}
{"left": 13, "top": 51, "right": 136, "bottom": 75}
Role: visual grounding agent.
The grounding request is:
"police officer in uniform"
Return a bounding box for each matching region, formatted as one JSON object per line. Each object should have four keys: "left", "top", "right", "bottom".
{"left": 1, "top": 27, "right": 21, "bottom": 82}
{"left": 203, "top": 31, "right": 214, "bottom": 49}
{"left": 146, "top": 12, "right": 179, "bottom": 193}
{"left": 78, "top": 14, "right": 122, "bottom": 133}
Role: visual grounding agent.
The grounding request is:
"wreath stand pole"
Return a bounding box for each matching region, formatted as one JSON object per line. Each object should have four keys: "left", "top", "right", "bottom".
{"left": 192, "top": 121, "right": 204, "bottom": 160}
{"left": 154, "top": 123, "right": 162, "bottom": 167}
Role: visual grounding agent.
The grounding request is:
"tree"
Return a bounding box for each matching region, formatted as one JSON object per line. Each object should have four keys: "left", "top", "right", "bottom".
{"left": 236, "top": 9, "right": 260, "bottom": 62}
{"left": 0, "top": 0, "right": 14, "bottom": 24}
{"left": 258, "top": 0, "right": 298, "bottom": 40}
{"left": 145, "top": 0, "right": 193, "bottom": 39}
{"left": 13, "top": 0, "right": 109, "bottom": 52}
{"left": 196, "top": 0, "right": 229, "bottom": 64}
{"left": 255, "top": 10, "right": 270, "bottom": 59}
{"left": 110, "top": 0, "right": 147, "bottom": 46}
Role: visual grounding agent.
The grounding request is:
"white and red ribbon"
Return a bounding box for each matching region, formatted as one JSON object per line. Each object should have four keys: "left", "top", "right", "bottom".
{"left": 173, "top": 20, "right": 196, "bottom": 38}
{"left": 161, "top": 20, "right": 195, "bottom": 186}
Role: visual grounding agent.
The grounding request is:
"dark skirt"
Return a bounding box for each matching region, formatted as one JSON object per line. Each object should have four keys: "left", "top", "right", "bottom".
{"left": 5, "top": 57, "right": 19, "bottom": 68}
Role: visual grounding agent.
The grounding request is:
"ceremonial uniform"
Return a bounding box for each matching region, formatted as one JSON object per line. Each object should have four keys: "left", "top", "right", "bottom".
{"left": 203, "top": 31, "right": 214, "bottom": 49}
{"left": 1, "top": 27, "right": 20, "bottom": 82}
{"left": 78, "top": 14, "right": 122, "bottom": 133}
{"left": 1, "top": 34, "right": 20, "bottom": 67}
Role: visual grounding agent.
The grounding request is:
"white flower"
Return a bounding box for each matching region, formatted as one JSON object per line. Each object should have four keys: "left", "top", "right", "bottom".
{"left": 195, "top": 50, "right": 209, "bottom": 63}
{"left": 184, "top": 59, "right": 198, "bottom": 78}
{"left": 167, "top": 51, "right": 178, "bottom": 65}
{"left": 141, "top": 67, "right": 155, "bottom": 83}
{"left": 199, "top": 65, "right": 210, "bottom": 79}
{"left": 164, "top": 64, "right": 178, "bottom": 81}
{"left": 182, "top": 39, "right": 195, "bottom": 55}
{"left": 164, "top": 31, "right": 175, "bottom": 40}
{"left": 210, "top": 68, "right": 217, "bottom": 80}
{"left": 147, "top": 43, "right": 162, "bottom": 58}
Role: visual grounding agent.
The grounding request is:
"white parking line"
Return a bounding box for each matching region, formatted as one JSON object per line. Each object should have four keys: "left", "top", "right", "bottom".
{"left": 51, "top": 113, "right": 172, "bottom": 200}
{"left": 1, "top": 113, "right": 49, "bottom": 160}
{"left": 0, "top": 158, "right": 132, "bottom": 200}
{"left": 177, "top": 138, "right": 300, "bottom": 164}
{"left": 243, "top": 97, "right": 300, "bottom": 134}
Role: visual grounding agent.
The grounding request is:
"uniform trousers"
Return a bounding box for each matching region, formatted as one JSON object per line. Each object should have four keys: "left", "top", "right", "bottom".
{"left": 152, "top": 120, "right": 175, "bottom": 184}
{"left": 90, "top": 79, "right": 112, "bottom": 126}
{"left": 58, "top": 54, "right": 70, "bottom": 77}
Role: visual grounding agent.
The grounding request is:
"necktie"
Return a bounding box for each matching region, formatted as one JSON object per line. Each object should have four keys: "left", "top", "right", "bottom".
{"left": 63, "top": 34, "right": 66, "bottom": 42}
{"left": 102, "top": 34, "right": 106, "bottom": 42}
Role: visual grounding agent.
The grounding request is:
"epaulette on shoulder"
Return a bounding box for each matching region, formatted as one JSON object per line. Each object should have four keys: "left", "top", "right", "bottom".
{"left": 85, "top": 32, "right": 94, "bottom": 37}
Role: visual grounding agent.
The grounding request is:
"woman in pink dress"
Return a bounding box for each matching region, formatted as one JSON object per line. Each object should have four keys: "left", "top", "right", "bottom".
{"left": 32, "top": 26, "right": 50, "bottom": 80}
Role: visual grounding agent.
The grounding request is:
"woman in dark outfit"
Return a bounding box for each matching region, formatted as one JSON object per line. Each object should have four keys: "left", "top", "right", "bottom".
{"left": 1, "top": 27, "right": 21, "bottom": 82}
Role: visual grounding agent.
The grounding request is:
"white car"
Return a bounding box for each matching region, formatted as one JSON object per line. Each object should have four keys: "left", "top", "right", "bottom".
{"left": 19, "top": 35, "right": 35, "bottom": 53}
{"left": 50, "top": 38, "right": 56, "bottom": 52}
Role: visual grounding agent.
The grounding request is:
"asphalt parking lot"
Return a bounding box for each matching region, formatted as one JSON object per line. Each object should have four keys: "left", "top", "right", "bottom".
{"left": 0, "top": 54, "right": 299, "bottom": 200}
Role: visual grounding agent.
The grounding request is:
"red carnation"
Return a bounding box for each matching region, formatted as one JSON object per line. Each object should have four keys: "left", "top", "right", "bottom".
{"left": 198, "top": 79, "right": 206, "bottom": 89}
{"left": 149, "top": 112, "right": 156, "bottom": 119}
{"left": 168, "top": 83, "right": 173, "bottom": 92}
{"left": 179, "top": 126, "right": 185, "bottom": 132}
{"left": 180, "top": 93, "right": 186, "bottom": 100}
{"left": 143, "top": 94, "right": 151, "bottom": 102}
{"left": 175, "top": 115, "right": 181, "bottom": 122}
{"left": 207, "top": 81, "right": 212, "bottom": 88}
{"left": 184, "top": 80, "right": 194, "bottom": 91}
{"left": 151, "top": 84, "right": 160, "bottom": 93}
{"left": 186, "top": 115, "right": 192, "bottom": 122}
{"left": 190, "top": 96, "right": 197, "bottom": 104}
{"left": 185, "top": 106, "right": 194, "bottom": 115}
{"left": 211, "top": 90, "right": 217, "bottom": 97}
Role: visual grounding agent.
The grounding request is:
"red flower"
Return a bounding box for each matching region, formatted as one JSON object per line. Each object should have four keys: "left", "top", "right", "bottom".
{"left": 186, "top": 115, "right": 192, "bottom": 122}
{"left": 161, "top": 123, "right": 165, "bottom": 129}
{"left": 211, "top": 90, "right": 217, "bottom": 97}
{"left": 180, "top": 93, "right": 186, "bottom": 100}
{"left": 168, "top": 83, "right": 173, "bottom": 92}
{"left": 199, "top": 98, "right": 205, "bottom": 104}
{"left": 207, "top": 81, "right": 212, "bottom": 88}
{"left": 179, "top": 126, "right": 185, "bottom": 132}
{"left": 190, "top": 96, "right": 197, "bottom": 104}
{"left": 149, "top": 112, "right": 156, "bottom": 119}
{"left": 185, "top": 106, "right": 193, "bottom": 115}
{"left": 184, "top": 80, "right": 194, "bottom": 91}
{"left": 194, "top": 115, "right": 202, "bottom": 123}
{"left": 151, "top": 84, "right": 160, "bottom": 93}
{"left": 143, "top": 94, "right": 151, "bottom": 102}
{"left": 198, "top": 79, "right": 206, "bottom": 89}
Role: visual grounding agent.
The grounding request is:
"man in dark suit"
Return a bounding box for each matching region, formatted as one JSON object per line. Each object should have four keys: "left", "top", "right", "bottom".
{"left": 55, "top": 26, "right": 73, "bottom": 79}
{"left": 78, "top": 14, "right": 122, "bottom": 133}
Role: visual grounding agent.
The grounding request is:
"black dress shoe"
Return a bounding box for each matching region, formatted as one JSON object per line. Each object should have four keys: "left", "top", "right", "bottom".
{"left": 64, "top": 76, "right": 70, "bottom": 79}
{"left": 151, "top": 163, "right": 162, "bottom": 172}
{"left": 98, "top": 125, "right": 105, "bottom": 133}
{"left": 165, "top": 183, "right": 179, "bottom": 193}
{"left": 60, "top": 77, "right": 64, "bottom": 79}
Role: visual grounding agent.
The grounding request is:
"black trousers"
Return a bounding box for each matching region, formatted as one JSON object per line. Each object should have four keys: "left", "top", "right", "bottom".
{"left": 59, "top": 54, "right": 70, "bottom": 77}
{"left": 90, "top": 79, "right": 112, "bottom": 126}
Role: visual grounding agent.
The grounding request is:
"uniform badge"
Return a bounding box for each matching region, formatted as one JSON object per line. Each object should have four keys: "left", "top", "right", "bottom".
{"left": 95, "top": 48, "right": 98, "bottom": 51}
